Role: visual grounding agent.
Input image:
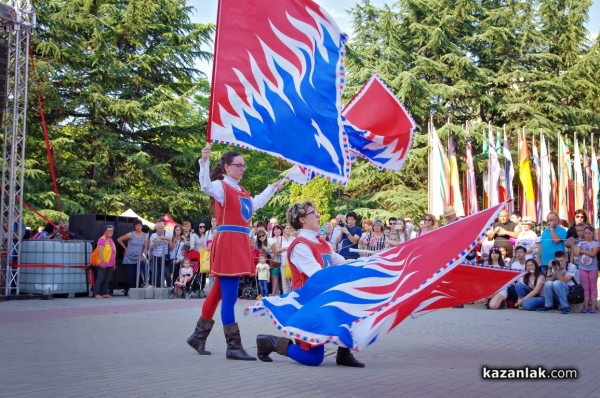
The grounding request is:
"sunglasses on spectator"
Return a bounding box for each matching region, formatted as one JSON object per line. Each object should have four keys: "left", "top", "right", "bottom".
{"left": 423, "top": 218, "right": 432, "bottom": 221}
{"left": 199, "top": 225, "right": 206, "bottom": 228}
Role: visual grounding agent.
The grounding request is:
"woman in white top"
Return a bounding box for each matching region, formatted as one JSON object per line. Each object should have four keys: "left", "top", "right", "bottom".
{"left": 190, "top": 221, "right": 207, "bottom": 252}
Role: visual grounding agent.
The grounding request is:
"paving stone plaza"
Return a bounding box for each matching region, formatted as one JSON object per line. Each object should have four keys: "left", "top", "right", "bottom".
{"left": 1, "top": 295, "right": 598, "bottom": 398}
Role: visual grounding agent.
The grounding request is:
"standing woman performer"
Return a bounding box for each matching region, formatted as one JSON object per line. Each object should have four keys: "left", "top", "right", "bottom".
{"left": 187, "top": 145, "right": 283, "bottom": 360}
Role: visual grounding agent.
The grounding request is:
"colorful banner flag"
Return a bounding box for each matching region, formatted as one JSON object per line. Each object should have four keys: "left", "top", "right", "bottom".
{"left": 342, "top": 74, "right": 417, "bottom": 172}
{"left": 551, "top": 161, "right": 558, "bottom": 217}
{"left": 573, "top": 134, "right": 584, "bottom": 211}
{"left": 428, "top": 123, "right": 450, "bottom": 217}
{"left": 488, "top": 126, "right": 501, "bottom": 207}
{"left": 448, "top": 134, "right": 465, "bottom": 217}
{"left": 503, "top": 130, "right": 514, "bottom": 213}
{"left": 246, "top": 203, "right": 520, "bottom": 351}
{"left": 591, "top": 135, "right": 600, "bottom": 228}
{"left": 557, "top": 135, "right": 571, "bottom": 221}
{"left": 519, "top": 130, "right": 536, "bottom": 222}
{"left": 209, "top": 0, "right": 350, "bottom": 183}
{"left": 583, "top": 141, "right": 593, "bottom": 223}
{"left": 532, "top": 136, "right": 541, "bottom": 221}
{"left": 539, "top": 133, "right": 551, "bottom": 222}
{"left": 465, "top": 137, "right": 479, "bottom": 215}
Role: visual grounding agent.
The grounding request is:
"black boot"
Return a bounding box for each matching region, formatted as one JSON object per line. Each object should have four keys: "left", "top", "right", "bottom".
{"left": 336, "top": 347, "right": 365, "bottom": 368}
{"left": 256, "top": 334, "right": 291, "bottom": 362}
{"left": 187, "top": 317, "right": 214, "bottom": 355}
{"left": 224, "top": 323, "right": 256, "bottom": 360}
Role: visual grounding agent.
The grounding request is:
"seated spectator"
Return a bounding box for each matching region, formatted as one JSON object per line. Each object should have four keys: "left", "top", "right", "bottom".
{"left": 486, "top": 247, "right": 509, "bottom": 309}
{"left": 489, "top": 247, "right": 504, "bottom": 268}
{"left": 492, "top": 245, "right": 528, "bottom": 309}
{"left": 537, "top": 251, "right": 579, "bottom": 314}
{"left": 514, "top": 217, "right": 537, "bottom": 259}
{"left": 173, "top": 257, "right": 194, "bottom": 297}
{"left": 515, "top": 258, "right": 546, "bottom": 311}
{"left": 573, "top": 225, "right": 599, "bottom": 313}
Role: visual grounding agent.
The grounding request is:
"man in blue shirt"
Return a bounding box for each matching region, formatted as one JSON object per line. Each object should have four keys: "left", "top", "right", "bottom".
{"left": 537, "top": 212, "right": 567, "bottom": 274}
{"left": 336, "top": 211, "right": 362, "bottom": 260}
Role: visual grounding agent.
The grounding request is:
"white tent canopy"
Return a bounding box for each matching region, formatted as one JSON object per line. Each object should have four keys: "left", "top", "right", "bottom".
{"left": 119, "top": 209, "right": 155, "bottom": 229}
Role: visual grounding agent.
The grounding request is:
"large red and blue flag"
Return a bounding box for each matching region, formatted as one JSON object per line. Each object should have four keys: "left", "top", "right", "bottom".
{"left": 209, "top": 1, "right": 416, "bottom": 185}
{"left": 246, "top": 203, "right": 523, "bottom": 351}
{"left": 209, "top": 0, "right": 350, "bottom": 183}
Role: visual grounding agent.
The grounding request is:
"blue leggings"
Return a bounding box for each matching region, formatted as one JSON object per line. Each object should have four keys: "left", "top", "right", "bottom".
{"left": 287, "top": 344, "right": 325, "bottom": 367}
{"left": 201, "top": 276, "right": 239, "bottom": 326}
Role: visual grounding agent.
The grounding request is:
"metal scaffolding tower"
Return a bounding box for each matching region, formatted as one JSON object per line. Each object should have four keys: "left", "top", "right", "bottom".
{"left": 0, "top": 0, "right": 35, "bottom": 296}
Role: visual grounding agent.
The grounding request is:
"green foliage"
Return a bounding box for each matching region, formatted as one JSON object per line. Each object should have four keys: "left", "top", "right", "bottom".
{"left": 20, "top": 0, "right": 599, "bottom": 230}
{"left": 27, "top": 0, "right": 214, "bottom": 222}
{"left": 289, "top": 177, "right": 335, "bottom": 222}
{"left": 23, "top": 209, "right": 69, "bottom": 230}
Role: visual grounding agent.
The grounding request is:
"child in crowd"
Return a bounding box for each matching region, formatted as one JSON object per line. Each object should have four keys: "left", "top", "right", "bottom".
{"left": 574, "top": 226, "right": 599, "bottom": 313}
{"left": 385, "top": 233, "right": 400, "bottom": 249}
{"left": 174, "top": 257, "right": 193, "bottom": 297}
{"left": 255, "top": 254, "right": 270, "bottom": 299}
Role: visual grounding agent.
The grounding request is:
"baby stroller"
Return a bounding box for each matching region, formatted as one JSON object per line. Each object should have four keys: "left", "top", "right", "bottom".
{"left": 238, "top": 275, "right": 258, "bottom": 299}
{"left": 169, "top": 257, "right": 200, "bottom": 299}
{"left": 185, "top": 267, "right": 207, "bottom": 299}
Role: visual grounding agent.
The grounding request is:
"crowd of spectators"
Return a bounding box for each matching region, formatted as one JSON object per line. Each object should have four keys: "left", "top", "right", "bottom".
{"left": 20, "top": 203, "right": 597, "bottom": 313}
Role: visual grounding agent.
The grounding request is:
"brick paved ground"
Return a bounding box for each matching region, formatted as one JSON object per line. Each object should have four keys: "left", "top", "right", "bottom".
{"left": 0, "top": 294, "right": 598, "bottom": 398}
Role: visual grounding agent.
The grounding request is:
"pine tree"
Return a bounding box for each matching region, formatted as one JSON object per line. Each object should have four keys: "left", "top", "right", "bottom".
{"left": 27, "top": 0, "right": 214, "bottom": 220}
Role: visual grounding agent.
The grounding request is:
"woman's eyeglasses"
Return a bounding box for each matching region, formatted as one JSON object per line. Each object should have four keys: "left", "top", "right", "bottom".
{"left": 230, "top": 163, "right": 247, "bottom": 170}
{"left": 423, "top": 218, "right": 432, "bottom": 222}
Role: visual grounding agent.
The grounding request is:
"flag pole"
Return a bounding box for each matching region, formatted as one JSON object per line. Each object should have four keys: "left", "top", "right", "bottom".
{"left": 427, "top": 116, "right": 433, "bottom": 215}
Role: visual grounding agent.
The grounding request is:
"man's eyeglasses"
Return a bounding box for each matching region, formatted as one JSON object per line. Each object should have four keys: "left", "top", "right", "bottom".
{"left": 305, "top": 210, "right": 320, "bottom": 217}
{"left": 230, "top": 163, "right": 247, "bottom": 170}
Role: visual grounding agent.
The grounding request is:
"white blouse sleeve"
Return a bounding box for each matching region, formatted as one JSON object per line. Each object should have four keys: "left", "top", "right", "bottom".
{"left": 198, "top": 159, "right": 225, "bottom": 205}
{"left": 251, "top": 184, "right": 277, "bottom": 212}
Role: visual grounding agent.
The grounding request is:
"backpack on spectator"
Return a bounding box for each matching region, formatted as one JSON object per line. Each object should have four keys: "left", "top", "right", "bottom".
{"left": 567, "top": 282, "right": 584, "bottom": 304}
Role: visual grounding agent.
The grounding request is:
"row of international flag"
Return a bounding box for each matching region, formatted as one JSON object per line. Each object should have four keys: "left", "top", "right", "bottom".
{"left": 428, "top": 122, "right": 600, "bottom": 227}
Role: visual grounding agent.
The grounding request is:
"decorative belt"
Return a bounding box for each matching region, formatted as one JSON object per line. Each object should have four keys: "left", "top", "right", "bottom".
{"left": 217, "top": 225, "right": 251, "bottom": 234}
